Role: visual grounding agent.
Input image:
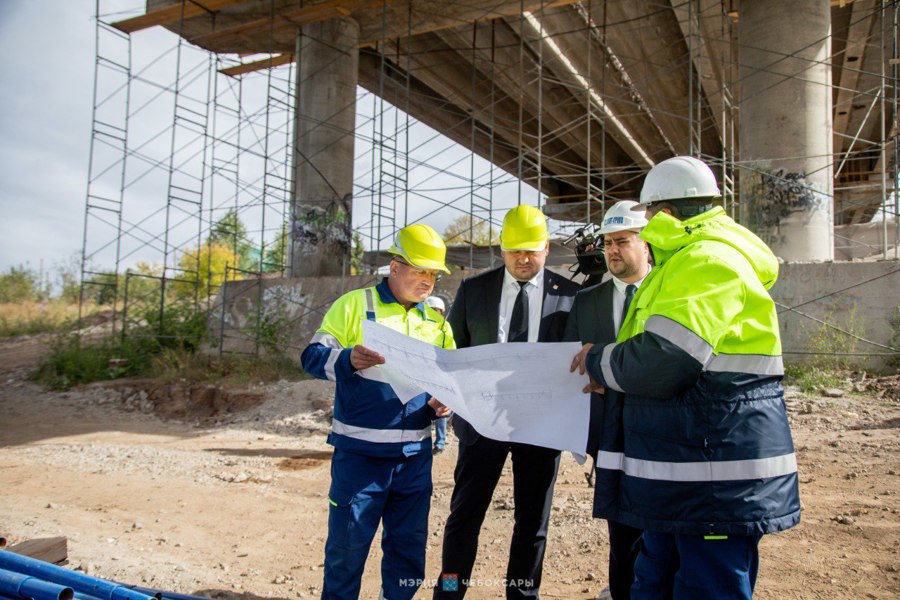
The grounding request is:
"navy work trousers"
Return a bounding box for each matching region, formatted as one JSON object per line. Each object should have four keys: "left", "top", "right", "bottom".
{"left": 631, "top": 531, "right": 762, "bottom": 600}
{"left": 322, "top": 449, "right": 433, "bottom": 600}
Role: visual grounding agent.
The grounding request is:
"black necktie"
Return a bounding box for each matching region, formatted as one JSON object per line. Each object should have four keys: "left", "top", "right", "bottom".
{"left": 508, "top": 281, "right": 529, "bottom": 343}
{"left": 621, "top": 284, "right": 637, "bottom": 329}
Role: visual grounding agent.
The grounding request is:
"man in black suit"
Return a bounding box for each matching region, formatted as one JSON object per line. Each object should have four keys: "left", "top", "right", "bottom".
{"left": 434, "top": 205, "right": 581, "bottom": 600}
{"left": 563, "top": 200, "right": 651, "bottom": 600}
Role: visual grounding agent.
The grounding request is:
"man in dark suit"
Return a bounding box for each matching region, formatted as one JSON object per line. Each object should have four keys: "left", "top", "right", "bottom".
{"left": 434, "top": 205, "right": 581, "bottom": 600}
{"left": 563, "top": 200, "right": 651, "bottom": 600}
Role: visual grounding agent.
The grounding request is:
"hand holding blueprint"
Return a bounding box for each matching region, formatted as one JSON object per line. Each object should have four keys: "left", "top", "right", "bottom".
{"left": 358, "top": 320, "right": 591, "bottom": 459}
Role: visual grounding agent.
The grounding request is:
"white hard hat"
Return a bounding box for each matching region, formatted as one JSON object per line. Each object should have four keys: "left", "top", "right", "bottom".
{"left": 639, "top": 156, "right": 721, "bottom": 205}
{"left": 598, "top": 200, "right": 649, "bottom": 235}
{"left": 424, "top": 296, "right": 445, "bottom": 312}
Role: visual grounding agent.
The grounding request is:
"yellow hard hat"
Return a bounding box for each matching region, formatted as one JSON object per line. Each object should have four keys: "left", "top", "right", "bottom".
{"left": 500, "top": 205, "right": 549, "bottom": 251}
{"left": 389, "top": 223, "right": 451, "bottom": 274}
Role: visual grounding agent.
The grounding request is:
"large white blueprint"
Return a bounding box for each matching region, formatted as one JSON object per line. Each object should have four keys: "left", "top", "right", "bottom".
{"left": 359, "top": 320, "right": 591, "bottom": 458}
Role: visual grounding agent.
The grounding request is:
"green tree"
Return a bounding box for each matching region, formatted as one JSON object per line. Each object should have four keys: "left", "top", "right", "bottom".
{"left": 0, "top": 265, "right": 45, "bottom": 303}
{"left": 56, "top": 254, "right": 82, "bottom": 303}
{"left": 174, "top": 242, "right": 243, "bottom": 299}
{"left": 210, "top": 209, "right": 255, "bottom": 271}
{"left": 263, "top": 224, "right": 288, "bottom": 273}
{"left": 126, "top": 262, "right": 165, "bottom": 304}
{"left": 82, "top": 271, "right": 120, "bottom": 305}
{"left": 443, "top": 215, "right": 499, "bottom": 246}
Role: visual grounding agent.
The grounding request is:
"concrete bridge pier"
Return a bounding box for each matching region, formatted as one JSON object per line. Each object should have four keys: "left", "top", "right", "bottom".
{"left": 290, "top": 17, "right": 360, "bottom": 277}
{"left": 739, "top": 0, "right": 834, "bottom": 261}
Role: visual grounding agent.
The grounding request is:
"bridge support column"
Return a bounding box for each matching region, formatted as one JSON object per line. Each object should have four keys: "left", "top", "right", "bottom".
{"left": 291, "top": 17, "right": 359, "bottom": 276}
{"left": 739, "top": 0, "right": 833, "bottom": 261}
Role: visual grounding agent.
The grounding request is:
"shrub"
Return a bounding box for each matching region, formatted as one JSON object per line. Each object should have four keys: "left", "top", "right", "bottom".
{"left": 805, "top": 304, "right": 865, "bottom": 370}
{"left": 783, "top": 363, "right": 844, "bottom": 395}
{"left": 889, "top": 307, "right": 900, "bottom": 368}
{"left": 33, "top": 300, "right": 207, "bottom": 390}
{"left": 0, "top": 265, "right": 48, "bottom": 303}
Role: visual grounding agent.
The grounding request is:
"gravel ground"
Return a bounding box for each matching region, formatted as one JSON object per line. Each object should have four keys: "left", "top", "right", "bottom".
{"left": 1, "top": 345, "right": 899, "bottom": 599}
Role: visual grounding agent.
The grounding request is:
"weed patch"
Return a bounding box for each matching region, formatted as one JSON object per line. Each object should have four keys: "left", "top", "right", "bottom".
{"left": 783, "top": 364, "right": 844, "bottom": 395}
{"left": 33, "top": 300, "right": 306, "bottom": 390}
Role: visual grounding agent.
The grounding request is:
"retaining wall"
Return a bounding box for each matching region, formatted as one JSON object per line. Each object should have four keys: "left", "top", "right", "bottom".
{"left": 210, "top": 261, "right": 899, "bottom": 371}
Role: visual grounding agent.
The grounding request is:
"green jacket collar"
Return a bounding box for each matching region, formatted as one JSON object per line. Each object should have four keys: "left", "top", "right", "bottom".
{"left": 640, "top": 206, "right": 779, "bottom": 290}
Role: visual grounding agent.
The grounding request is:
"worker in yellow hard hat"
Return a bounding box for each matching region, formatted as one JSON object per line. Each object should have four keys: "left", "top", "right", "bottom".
{"left": 301, "top": 222, "right": 455, "bottom": 600}
{"left": 433, "top": 204, "right": 581, "bottom": 599}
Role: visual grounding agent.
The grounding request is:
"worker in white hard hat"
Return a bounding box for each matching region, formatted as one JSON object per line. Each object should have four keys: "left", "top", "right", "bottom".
{"left": 434, "top": 205, "right": 581, "bottom": 599}
{"left": 563, "top": 200, "right": 651, "bottom": 600}
{"left": 424, "top": 295, "right": 449, "bottom": 455}
{"left": 571, "top": 156, "right": 800, "bottom": 600}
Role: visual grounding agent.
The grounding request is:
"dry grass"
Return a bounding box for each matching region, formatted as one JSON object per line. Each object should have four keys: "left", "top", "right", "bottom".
{"left": 0, "top": 301, "right": 86, "bottom": 337}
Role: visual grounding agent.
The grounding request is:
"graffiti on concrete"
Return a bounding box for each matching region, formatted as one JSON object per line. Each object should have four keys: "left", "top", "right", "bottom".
{"left": 210, "top": 280, "right": 316, "bottom": 355}
{"left": 262, "top": 283, "right": 309, "bottom": 320}
{"left": 220, "top": 284, "right": 309, "bottom": 324}
{"left": 745, "top": 167, "right": 830, "bottom": 246}
{"left": 291, "top": 193, "right": 352, "bottom": 256}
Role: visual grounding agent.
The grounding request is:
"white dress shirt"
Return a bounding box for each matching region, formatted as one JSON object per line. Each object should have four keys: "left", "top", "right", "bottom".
{"left": 611, "top": 266, "right": 652, "bottom": 335}
{"left": 498, "top": 268, "right": 544, "bottom": 343}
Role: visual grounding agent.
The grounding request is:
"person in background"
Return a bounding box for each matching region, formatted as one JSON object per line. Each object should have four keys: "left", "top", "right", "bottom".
{"left": 301, "top": 223, "right": 455, "bottom": 600}
{"left": 434, "top": 205, "right": 581, "bottom": 599}
{"left": 425, "top": 295, "right": 449, "bottom": 455}
{"left": 563, "top": 200, "right": 651, "bottom": 600}
{"left": 572, "top": 156, "right": 800, "bottom": 600}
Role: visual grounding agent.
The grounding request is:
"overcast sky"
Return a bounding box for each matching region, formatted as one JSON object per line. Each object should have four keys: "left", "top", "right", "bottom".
{"left": 0, "top": 2, "right": 553, "bottom": 282}
{"left": 0, "top": 1, "right": 97, "bottom": 275}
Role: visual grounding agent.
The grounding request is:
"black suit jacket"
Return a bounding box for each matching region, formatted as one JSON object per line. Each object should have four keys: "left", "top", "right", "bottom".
{"left": 447, "top": 266, "right": 581, "bottom": 444}
{"left": 562, "top": 279, "right": 617, "bottom": 461}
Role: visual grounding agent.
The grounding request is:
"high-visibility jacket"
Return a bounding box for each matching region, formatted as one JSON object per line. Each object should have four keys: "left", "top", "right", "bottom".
{"left": 586, "top": 207, "right": 800, "bottom": 536}
{"left": 301, "top": 279, "right": 455, "bottom": 457}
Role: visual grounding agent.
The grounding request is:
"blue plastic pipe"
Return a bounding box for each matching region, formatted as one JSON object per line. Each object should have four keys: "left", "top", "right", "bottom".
{"left": 124, "top": 585, "right": 210, "bottom": 600}
{"left": 0, "top": 568, "right": 74, "bottom": 600}
{"left": 0, "top": 552, "right": 154, "bottom": 600}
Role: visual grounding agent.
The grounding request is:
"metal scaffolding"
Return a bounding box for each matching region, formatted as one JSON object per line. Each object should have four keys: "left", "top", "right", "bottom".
{"left": 81, "top": 0, "right": 898, "bottom": 359}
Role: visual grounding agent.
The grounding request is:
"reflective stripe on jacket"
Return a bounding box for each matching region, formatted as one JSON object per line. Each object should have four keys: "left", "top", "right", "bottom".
{"left": 301, "top": 278, "right": 455, "bottom": 457}
{"left": 587, "top": 207, "right": 800, "bottom": 536}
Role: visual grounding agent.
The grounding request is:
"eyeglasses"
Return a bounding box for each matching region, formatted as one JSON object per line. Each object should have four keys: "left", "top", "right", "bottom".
{"left": 393, "top": 257, "right": 442, "bottom": 282}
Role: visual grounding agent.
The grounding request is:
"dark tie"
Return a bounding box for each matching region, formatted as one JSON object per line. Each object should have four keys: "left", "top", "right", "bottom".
{"left": 621, "top": 284, "right": 637, "bottom": 329}
{"left": 508, "top": 281, "right": 529, "bottom": 343}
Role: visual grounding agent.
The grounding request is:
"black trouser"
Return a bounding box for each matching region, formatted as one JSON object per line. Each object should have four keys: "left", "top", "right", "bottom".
{"left": 607, "top": 520, "right": 643, "bottom": 599}
{"left": 434, "top": 435, "right": 560, "bottom": 599}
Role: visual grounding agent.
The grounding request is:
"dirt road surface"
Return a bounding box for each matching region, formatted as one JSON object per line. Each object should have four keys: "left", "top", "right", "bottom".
{"left": 1, "top": 335, "right": 898, "bottom": 599}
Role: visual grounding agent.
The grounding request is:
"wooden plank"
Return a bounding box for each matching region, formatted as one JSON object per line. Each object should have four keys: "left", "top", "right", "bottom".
{"left": 219, "top": 53, "right": 295, "bottom": 77}
{"left": 192, "top": 0, "right": 583, "bottom": 50}
{"left": 112, "top": 0, "right": 249, "bottom": 34}
{"left": 7, "top": 536, "right": 68, "bottom": 564}
{"left": 193, "top": 0, "right": 372, "bottom": 46}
